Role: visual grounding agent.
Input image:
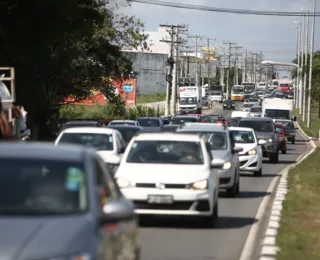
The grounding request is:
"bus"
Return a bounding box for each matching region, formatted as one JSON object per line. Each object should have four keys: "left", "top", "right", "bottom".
{"left": 241, "top": 82, "right": 256, "bottom": 94}
{"left": 231, "top": 85, "right": 245, "bottom": 101}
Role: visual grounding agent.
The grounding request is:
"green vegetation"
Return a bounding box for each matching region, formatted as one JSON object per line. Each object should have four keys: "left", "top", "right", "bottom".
{"left": 294, "top": 104, "right": 320, "bottom": 138}
{"left": 277, "top": 147, "right": 320, "bottom": 260}
{"left": 0, "top": 0, "right": 148, "bottom": 139}
{"left": 60, "top": 105, "right": 163, "bottom": 120}
{"left": 136, "top": 93, "right": 166, "bottom": 104}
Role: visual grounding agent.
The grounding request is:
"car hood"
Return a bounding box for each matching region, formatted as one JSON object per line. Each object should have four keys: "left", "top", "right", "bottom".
{"left": 97, "top": 151, "right": 122, "bottom": 164}
{"left": 210, "top": 150, "right": 230, "bottom": 161}
{"left": 0, "top": 215, "right": 93, "bottom": 259}
{"left": 235, "top": 143, "right": 257, "bottom": 155}
{"left": 255, "top": 132, "right": 274, "bottom": 140}
{"left": 116, "top": 164, "right": 210, "bottom": 184}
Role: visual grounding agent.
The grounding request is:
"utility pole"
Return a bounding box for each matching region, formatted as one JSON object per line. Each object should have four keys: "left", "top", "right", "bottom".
{"left": 242, "top": 49, "right": 247, "bottom": 83}
{"left": 299, "top": 14, "right": 305, "bottom": 115}
{"left": 223, "top": 41, "right": 237, "bottom": 99}
{"left": 302, "top": 10, "right": 309, "bottom": 122}
{"left": 232, "top": 46, "right": 242, "bottom": 85}
{"left": 207, "top": 38, "right": 210, "bottom": 87}
{"left": 160, "top": 24, "right": 184, "bottom": 115}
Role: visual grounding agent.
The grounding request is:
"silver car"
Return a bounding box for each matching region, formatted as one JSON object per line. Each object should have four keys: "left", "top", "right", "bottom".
{"left": 249, "top": 106, "right": 262, "bottom": 117}
{"left": 177, "top": 123, "right": 243, "bottom": 197}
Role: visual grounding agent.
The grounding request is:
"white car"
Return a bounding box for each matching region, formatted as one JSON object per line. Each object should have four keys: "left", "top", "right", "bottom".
{"left": 108, "top": 120, "right": 140, "bottom": 126}
{"left": 115, "top": 132, "right": 225, "bottom": 227}
{"left": 249, "top": 106, "right": 262, "bottom": 117}
{"left": 55, "top": 127, "right": 126, "bottom": 175}
{"left": 229, "top": 127, "right": 266, "bottom": 176}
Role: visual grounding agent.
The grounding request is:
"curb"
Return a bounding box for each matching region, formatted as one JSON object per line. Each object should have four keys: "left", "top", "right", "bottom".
{"left": 258, "top": 126, "right": 316, "bottom": 260}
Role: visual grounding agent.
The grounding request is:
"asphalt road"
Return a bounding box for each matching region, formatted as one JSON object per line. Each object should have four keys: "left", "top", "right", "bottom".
{"left": 138, "top": 102, "right": 309, "bottom": 260}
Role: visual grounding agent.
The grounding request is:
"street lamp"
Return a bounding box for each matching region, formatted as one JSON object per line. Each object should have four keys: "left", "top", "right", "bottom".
{"left": 261, "top": 60, "right": 298, "bottom": 68}
{"left": 307, "top": 0, "right": 317, "bottom": 128}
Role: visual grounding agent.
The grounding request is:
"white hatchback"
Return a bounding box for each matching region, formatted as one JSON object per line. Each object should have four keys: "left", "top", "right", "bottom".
{"left": 229, "top": 127, "right": 266, "bottom": 176}
{"left": 115, "top": 132, "right": 225, "bottom": 226}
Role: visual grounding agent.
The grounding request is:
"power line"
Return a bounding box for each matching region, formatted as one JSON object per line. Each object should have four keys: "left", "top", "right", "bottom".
{"left": 131, "top": 0, "right": 320, "bottom": 16}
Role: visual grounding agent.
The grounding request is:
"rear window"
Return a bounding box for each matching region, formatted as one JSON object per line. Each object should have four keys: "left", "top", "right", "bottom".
{"left": 238, "top": 120, "right": 274, "bottom": 132}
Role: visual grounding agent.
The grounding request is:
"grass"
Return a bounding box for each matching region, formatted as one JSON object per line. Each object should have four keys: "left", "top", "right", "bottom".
{"left": 294, "top": 103, "right": 320, "bottom": 138}
{"left": 277, "top": 147, "right": 320, "bottom": 260}
{"left": 135, "top": 93, "right": 166, "bottom": 104}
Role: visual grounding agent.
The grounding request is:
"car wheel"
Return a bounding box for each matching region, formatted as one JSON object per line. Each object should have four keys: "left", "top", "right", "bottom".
{"left": 292, "top": 139, "right": 295, "bottom": 144}
{"left": 202, "top": 197, "right": 218, "bottom": 228}
{"left": 269, "top": 151, "right": 279, "bottom": 163}
{"left": 236, "top": 176, "right": 240, "bottom": 194}
{"left": 282, "top": 148, "right": 287, "bottom": 154}
{"left": 226, "top": 174, "right": 238, "bottom": 197}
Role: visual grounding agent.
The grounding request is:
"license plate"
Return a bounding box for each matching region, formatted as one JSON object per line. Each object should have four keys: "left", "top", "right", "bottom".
{"left": 147, "top": 195, "right": 173, "bottom": 204}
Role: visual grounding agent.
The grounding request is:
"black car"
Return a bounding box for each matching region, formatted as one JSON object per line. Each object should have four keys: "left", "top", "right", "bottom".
{"left": 106, "top": 125, "right": 143, "bottom": 145}
{"left": 223, "top": 100, "right": 235, "bottom": 110}
{"left": 171, "top": 116, "right": 200, "bottom": 124}
{"left": 238, "top": 117, "right": 279, "bottom": 163}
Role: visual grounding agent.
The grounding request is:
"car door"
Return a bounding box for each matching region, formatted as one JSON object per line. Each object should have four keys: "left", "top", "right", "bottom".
{"left": 96, "top": 158, "right": 138, "bottom": 260}
{"left": 253, "top": 130, "right": 263, "bottom": 164}
{"left": 228, "top": 131, "right": 239, "bottom": 173}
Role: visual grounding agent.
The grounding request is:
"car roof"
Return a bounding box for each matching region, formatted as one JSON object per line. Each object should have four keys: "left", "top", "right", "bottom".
{"left": 0, "top": 142, "right": 90, "bottom": 161}
{"left": 133, "top": 132, "right": 202, "bottom": 142}
{"left": 239, "top": 117, "right": 273, "bottom": 122}
{"left": 65, "top": 120, "right": 98, "bottom": 124}
{"left": 110, "top": 120, "right": 136, "bottom": 123}
{"left": 60, "top": 127, "right": 117, "bottom": 134}
{"left": 228, "top": 126, "right": 253, "bottom": 132}
{"left": 179, "top": 123, "right": 228, "bottom": 132}
{"left": 107, "top": 125, "right": 142, "bottom": 130}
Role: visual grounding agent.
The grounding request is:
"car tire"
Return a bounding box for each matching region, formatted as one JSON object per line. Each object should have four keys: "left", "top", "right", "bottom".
{"left": 282, "top": 148, "right": 287, "bottom": 154}
{"left": 236, "top": 176, "right": 240, "bottom": 194}
{"left": 226, "top": 174, "right": 238, "bottom": 197}
{"left": 292, "top": 139, "right": 295, "bottom": 144}
{"left": 254, "top": 167, "right": 262, "bottom": 177}
{"left": 269, "top": 151, "right": 279, "bottom": 163}
{"left": 202, "top": 197, "right": 218, "bottom": 228}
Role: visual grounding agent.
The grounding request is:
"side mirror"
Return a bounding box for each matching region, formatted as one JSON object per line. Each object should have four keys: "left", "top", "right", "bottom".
{"left": 210, "top": 159, "right": 225, "bottom": 169}
{"left": 119, "top": 147, "right": 126, "bottom": 154}
{"left": 258, "top": 139, "right": 267, "bottom": 145}
{"left": 99, "top": 199, "right": 135, "bottom": 226}
{"left": 232, "top": 147, "right": 243, "bottom": 153}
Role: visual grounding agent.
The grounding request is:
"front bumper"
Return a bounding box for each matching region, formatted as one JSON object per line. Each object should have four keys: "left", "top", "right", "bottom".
{"left": 218, "top": 168, "right": 235, "bottom": 189}
{"left": 121, "top": 188, "right": 214, "bottom": 216}
{"left": 261, "top": 142, "right": 276, "bottom": 157}
{"left": 223, "top": 105, "right": 235, "bottom": 109}
{"left": 239, "top": 154, "right": 260, "bottom": 172}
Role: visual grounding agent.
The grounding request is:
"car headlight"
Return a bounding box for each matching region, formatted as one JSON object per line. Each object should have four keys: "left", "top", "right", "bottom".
{"left": 190, "top": 179, "right": 208, "bottom": 190}
{"left": 116, "top": 178, "right": 132, "bottom": 188}
{"left": 246, "top": 149, "right": 256, "bottom": 155}
{"left": 223, "top": 162, "right": 232, "bottom": 169}
{"left": 268, "top": 138, "right": 273, "bottom": 142}
{"left": 223, "top": 104, "right": 226, "bottom": 106}
{"left": 47, "top": 253, "right": 92, "bottom": 260}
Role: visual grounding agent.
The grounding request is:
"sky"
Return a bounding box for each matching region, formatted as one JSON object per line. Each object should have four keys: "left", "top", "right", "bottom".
{"left": 122, "top": 0, "right": 319, "bottom": 68}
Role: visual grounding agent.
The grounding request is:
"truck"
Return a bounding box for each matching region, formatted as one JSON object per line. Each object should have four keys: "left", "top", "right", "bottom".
{"left": 278, "top": 79, "right": 291, "bottom": 94}
{"left": 262, "top": 99, "right": 296, "bottom": 121}
{"left": 178, "top": 86, "right": 202, "bottom": 114}
{"left": 208, "top": 85, "right": 223, "bottom": 103}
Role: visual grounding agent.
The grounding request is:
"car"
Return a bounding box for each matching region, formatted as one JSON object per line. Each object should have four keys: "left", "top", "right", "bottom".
{"left": 275, "top": 123, "right": 287, "bottom": 154}
{"left": 60, "top": 120, "right": 100, "bottom": 131}
{"left": 229, "top": 127, "right": 265, "bottom": 176}
{"left": 106, "top": 125, "right": 143, "bottom": 146}
{"left": 177, "top": 123, "right": 242, "bottom": 197}
{"left": 248, "top": 97, "right": 260, "bottom": 106}
{"left": 0, "top": 142, "right": 139, "bottom": 260}
{"left": 237, "top": 117, "right": 279, "bottom": 163}
{"left": 108, "top": 119, "right": 140, "bottom": 126}
{"left": 55, "top": 127, "right": 126, "bottom": 175}
{"left": 274, "top": 119, "right": 297, "bottom": 144}
{"left": 137, "top": 117, "right": 163, "bottom": 132}
{"left": 115, "top": 132, "right": 225, "bottom": 227}
{"left": 161, "top": 124, "right": 181, "bottom": 132}
{"left": 223, "top": 99, "right": 235, "bottom": 110}
{"left": 170, "top": 115, "right": 201, "bottom": 124}
{"left": 249, "top": 106, "right": 262, "bottom": 117}
{"left": 161, "top": 116, "right": 171, "bottom": 125}
{"left": 256, "top": 89, "right": 265, "bottom": 99}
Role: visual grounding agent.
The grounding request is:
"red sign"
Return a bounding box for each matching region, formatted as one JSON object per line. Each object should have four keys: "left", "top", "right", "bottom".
{"left": 112, "top": 78, "right": 137, "bottom": 107}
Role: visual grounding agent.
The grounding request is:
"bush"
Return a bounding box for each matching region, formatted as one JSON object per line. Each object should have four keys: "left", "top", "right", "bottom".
{"left": 136, "top": 93, "right": 166, "bottom": 104}
{"left": 59, "top": 104, "right": 164, "bottom": 121}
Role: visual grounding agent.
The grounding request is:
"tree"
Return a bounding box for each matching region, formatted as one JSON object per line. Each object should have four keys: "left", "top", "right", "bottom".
{"left": 0, "top": 0, "right": 148, "bottom": 139}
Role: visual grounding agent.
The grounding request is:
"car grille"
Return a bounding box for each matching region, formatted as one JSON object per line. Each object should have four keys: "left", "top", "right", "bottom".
{"left": 133, "top": 200, "right": 210, "bottom": 211}
{"left": 135, "top": 183, "right": 187, "bottom": 189}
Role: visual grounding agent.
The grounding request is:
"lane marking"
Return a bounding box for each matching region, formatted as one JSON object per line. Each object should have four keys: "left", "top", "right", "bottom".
{"left": 239, "top": 130, "right": 311, "bottom": 260}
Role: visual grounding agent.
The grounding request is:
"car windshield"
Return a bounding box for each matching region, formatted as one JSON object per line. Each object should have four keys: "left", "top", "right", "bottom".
{"left": 137, "top": 118, "right": 160, "bottom": 127}
{"left": 171, "top": 117, "right": 198, "bottom": 124}
{"left": 224, "top": 100, "right": 233, "bottom": 104}
{"left": 264, "top": 109, "right": 290, "bottom": 120}
{"left": 250, "top": 107, "right": 262, "bottom": 113}
{"left": 109, "top": 121, "right": 135, "bottom": 126}
{"left": 232, "top": 87, "right": 244, "bottom": 94}
{"left": 58, "top": 133, "right": 114, "bottom": 151}
{"left": 126, "top": 140, "right": 204, "bottom": 164}
{"left": 109, "top": 128, "right": 140, "bottom": 143}
{"left": 0, "top": 158, "right": 88, "bottom": 215}
{"left": 238, "top": 120, "right": 274, "bottom": 132}
{"left": 230, "top": 130, "right": 255, "bottom": 143}
{"left": 178, "top": 130, "right": 227, "bottom": 150}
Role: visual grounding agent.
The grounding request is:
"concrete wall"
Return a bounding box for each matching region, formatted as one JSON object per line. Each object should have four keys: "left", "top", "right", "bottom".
{"left": 123, "top": 52, "right": 168, "bottom": 97}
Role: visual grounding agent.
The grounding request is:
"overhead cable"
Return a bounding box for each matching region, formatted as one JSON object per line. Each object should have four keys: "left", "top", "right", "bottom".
{"left": 131, "top": 0, "right": 320, "bottom": 17}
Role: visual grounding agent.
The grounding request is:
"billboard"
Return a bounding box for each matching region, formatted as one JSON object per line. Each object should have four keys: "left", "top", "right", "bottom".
{"left": 112, "top": 78, "right": 137, "bottom": 106}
